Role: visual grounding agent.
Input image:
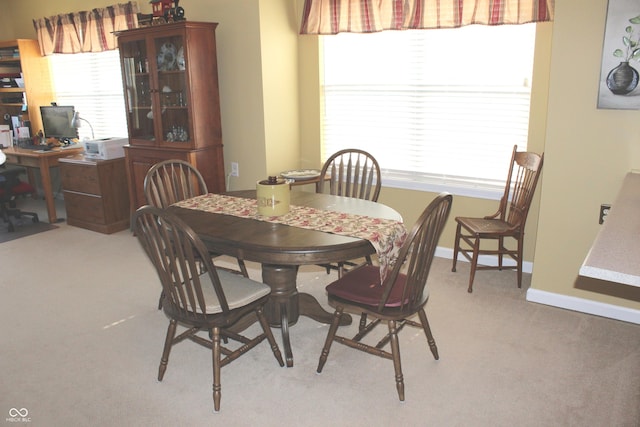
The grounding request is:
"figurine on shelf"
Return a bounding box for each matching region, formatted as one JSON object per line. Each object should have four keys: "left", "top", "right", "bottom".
{"left": 150, "top": 0, "right": 185, "bottom": 25}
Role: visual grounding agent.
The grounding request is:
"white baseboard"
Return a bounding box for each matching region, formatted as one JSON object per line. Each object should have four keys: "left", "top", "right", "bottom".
{"left": 436, "top": 247, "right": 639, "bottom": 325}
{"left": 526, "top": 288, "right": 640, "bottom": 325}
{"left": 435, "top": 247, "right": 533, "bottom": 273}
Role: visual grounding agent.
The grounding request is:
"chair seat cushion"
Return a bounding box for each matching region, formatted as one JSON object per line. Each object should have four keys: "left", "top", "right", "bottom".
{"left": 0, "top": 181, "right": 36, "bottom": 198}
{"left": 194, "top": 270, "right": 271, "bottom": 314}
{"left": 455, "top": 216, "right": 514, "bottom": 235}
{"left": 326, "top": 265, "right": 418, "bottom": 308}
{"left": 12, "top": 181, "right": 36, "bottom": 195}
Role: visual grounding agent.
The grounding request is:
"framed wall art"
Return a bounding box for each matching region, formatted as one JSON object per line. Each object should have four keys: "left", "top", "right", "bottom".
{"left": 597, "top": 0, "right": 640, "bottom": 110}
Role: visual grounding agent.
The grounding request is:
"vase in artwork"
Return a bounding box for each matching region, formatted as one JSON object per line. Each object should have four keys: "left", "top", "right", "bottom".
{"left": 606, "top": 61, "right": 639, "bottom": 95}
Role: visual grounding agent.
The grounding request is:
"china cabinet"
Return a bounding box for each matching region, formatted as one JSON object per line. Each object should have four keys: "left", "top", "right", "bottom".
{"left": 0, "top": 39, "right": 53, "bottom": 139}
{"left": 116, "top": 21, "right": 225, "bottom": 210}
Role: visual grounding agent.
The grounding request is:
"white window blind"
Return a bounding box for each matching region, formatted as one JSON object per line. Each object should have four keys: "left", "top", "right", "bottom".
{"left": 321, "top": 24, "right": 536, "bottom": 199}
{"left": 48, "top": 50, "right": 128, "bottom": 141}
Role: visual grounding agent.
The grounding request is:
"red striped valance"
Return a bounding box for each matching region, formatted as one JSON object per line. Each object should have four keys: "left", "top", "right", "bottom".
{"left": 33, "top": 2, "right": 139, "bottom": 55}
{"left": 300, "top": 0, "right": 554, "bottom": 34}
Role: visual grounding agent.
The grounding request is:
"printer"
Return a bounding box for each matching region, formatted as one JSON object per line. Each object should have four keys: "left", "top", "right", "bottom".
{"left": 82, "top": 137, "right": 128, "bottom": 160}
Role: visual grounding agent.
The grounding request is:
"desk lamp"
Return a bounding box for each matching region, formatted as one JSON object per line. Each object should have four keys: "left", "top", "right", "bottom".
{"left": 71, "top": 112, "right": 95, "bottom": 140}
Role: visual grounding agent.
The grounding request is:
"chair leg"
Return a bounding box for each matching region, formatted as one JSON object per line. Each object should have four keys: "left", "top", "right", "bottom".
{"left": 418, "top": 309, "right": 439, "bottom": 360}
{"left": 358, "top": 313, "right": 367, "bottom": 332}
{"left": 498, "top": 236, "right": 504, "bottom": 270}
{"left": 452, "top": 223, "right": 461, "bottom": 272}
{"left": 158, "top": 319, "right": 177, "bottom": 381}
{"left": 237, "top": 259, "right": 249, "bottom": 278}
{"left": 468, "top": 236, "right": 480, "bottom": 293}
{"left": 211, "top": 327, "right": 222, "bottom": 412}
{"left": 516, "top": 235, "right": 524, "bottom": 288}
{"left": 255, "top": 307, "right": 285, "bottom": 367}
{"left": 388, "top": 320, "right": 405, "bottom": 401}
{"left": 317, "top": 306, "right": 343, "bottom": 373}
{"left": 157, "top": 290, "right": 164, "bottom": 310}
{"left": 338, "top": 262, "right": 345, "bottom": 278}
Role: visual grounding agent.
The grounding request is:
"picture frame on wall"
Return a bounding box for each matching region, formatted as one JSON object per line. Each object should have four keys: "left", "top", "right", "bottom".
{"left": 597, "top": 0, "right": 640, "bottom": 110}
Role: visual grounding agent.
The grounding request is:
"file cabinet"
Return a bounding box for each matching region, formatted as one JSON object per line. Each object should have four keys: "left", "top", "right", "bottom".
{"left": 59, "top": 155, "right": 130, "bottom": 234}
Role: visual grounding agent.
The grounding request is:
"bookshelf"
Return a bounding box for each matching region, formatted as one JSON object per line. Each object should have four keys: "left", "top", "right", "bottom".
{"left": 0, "top": 39, "right": 53, "bottom": 140}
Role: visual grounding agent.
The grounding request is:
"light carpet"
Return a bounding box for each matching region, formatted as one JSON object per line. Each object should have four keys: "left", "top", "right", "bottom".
{"left": 0, "top": 203, "right": 638, "bottom": 426}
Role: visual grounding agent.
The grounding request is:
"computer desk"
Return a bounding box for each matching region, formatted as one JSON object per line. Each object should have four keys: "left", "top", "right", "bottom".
{"left": 1, "top": 145, "right": 84, "bottom": 223}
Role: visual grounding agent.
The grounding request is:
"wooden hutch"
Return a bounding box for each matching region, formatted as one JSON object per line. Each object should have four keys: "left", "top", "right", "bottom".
{"left": 116, "top": 21, "right": 225, "bottom": 211}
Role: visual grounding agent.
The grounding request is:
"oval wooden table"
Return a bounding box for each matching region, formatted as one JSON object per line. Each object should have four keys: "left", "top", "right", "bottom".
{"left": 167, "top": 190, "right": 402, "bottom": 367}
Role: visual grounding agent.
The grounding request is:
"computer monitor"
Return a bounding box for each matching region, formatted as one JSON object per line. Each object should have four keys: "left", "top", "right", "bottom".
{"left": 40, "top": 105, "right": 78, "bottom": 141}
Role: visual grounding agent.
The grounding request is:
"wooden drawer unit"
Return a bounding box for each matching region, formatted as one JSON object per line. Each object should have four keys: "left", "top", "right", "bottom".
{"left": 124, "top": 145, "right": 225, "bottom": 210}
{"left": 59, "top": 155, "right": 130, "bottom": 234}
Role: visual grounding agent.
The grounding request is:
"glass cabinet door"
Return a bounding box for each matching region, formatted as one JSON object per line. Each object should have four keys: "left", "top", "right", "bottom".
{"left": 120, "top": 39, "right": 154, "bottom": 144}
{"left": 119, "top": 32, "right": 191, "bottom": 147}
{"left": 153, "top": 34, "right": 190, "bottom": 146}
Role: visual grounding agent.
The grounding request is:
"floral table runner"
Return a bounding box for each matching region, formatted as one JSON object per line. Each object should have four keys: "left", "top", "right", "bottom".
{"left": 173, "top": 193, "right": 407, "bottom": 282}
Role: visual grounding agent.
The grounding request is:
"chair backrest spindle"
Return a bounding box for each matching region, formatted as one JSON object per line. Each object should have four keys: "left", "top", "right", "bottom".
{"left": 319, "top": 149, "right": 381, "bottom": 202}
{"left": 133, "top": 206, "right": 231, "bottom": 319}
{"left": 144, "top": 159, "right": 208, "bottom": 209}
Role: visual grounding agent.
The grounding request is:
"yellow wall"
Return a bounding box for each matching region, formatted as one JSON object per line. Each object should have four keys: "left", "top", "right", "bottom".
{"left": 2, "top": 0, "right": 639, "bottom": 315}
{"left": 533, "top": 0, "right": 640, "bottom": 310}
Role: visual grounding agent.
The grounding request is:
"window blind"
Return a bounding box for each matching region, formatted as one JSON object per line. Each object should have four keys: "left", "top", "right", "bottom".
{"left": 321, "top": 24, "right": 536, "bottom": 198}
{"left": 48, "top": 50, "right": 128, "bottom": 141}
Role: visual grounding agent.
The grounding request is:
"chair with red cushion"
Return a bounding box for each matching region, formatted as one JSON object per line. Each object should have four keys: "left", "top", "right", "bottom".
{"left": 316, "top": 192, "right": 452, "bottom": 401}
{"left": 0, "top": 164, "right": 39, "bottom": 232}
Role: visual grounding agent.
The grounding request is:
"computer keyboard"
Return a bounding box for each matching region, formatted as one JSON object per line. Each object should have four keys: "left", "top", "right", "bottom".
{"left": 16, "top": 143, "right": 45, "bottom": 150}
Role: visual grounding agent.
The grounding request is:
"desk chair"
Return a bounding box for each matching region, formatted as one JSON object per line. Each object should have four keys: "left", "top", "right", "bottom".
{"left": 0, "top": 159, "right": 39, "bottom": 232}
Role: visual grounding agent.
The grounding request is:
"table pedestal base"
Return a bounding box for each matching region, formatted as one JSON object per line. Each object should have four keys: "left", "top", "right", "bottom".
{"left": 261, "top": 264, "right": 351, "bottom": 367}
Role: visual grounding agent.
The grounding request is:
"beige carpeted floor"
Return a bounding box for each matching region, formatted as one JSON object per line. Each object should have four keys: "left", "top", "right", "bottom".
{"left": 1, "top": 199, "right": 639, "bottom": 426}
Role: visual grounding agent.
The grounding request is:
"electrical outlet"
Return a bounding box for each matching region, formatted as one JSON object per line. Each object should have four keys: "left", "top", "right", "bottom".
{"left": 599, "top": 204, "right": 610, "bottom": 224}
{"left": 230, "top": 162, "right": 239, "bottom": 177}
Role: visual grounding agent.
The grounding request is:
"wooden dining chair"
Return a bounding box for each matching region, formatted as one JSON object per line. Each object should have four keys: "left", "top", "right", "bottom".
{"left": 144, "top": 159, "right": 248, "bottom": 309}
{"left": 316, "top": 149, "right": 382, "bottom": 277}
{"left": 451, "top": 145, "right": 544, "bottom": 292}
{"left": 132, "top": 206, "right": 284, "bottom": 412}
{"left": 316, "top": 193, "right": 452, "bottom": 401}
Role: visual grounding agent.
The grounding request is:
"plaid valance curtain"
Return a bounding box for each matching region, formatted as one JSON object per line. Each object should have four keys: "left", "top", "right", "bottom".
{"left": 299, "top": 0, "right": 554, "bottom": 34}
{"left": 33, "top": 2, "right": 139, "bottom": 55}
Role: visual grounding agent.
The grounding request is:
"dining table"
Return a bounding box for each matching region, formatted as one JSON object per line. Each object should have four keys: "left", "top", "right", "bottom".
{"left": 167, "top": 190, "right": 405, "bottom": 367}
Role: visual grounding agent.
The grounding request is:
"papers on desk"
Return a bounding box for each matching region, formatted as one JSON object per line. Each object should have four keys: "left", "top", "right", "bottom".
{"left": 0, "top": 125, "right": 11, "bottom": 147}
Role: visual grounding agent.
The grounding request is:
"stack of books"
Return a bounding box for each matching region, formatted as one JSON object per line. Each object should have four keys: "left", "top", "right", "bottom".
{"left": 0, "top": 48, "right": 19, "bottom": 59}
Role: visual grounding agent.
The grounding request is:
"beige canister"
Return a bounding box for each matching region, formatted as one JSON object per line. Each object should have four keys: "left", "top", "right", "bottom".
{"left": 256, "top": 176, "right": 290, "bottom": 216}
